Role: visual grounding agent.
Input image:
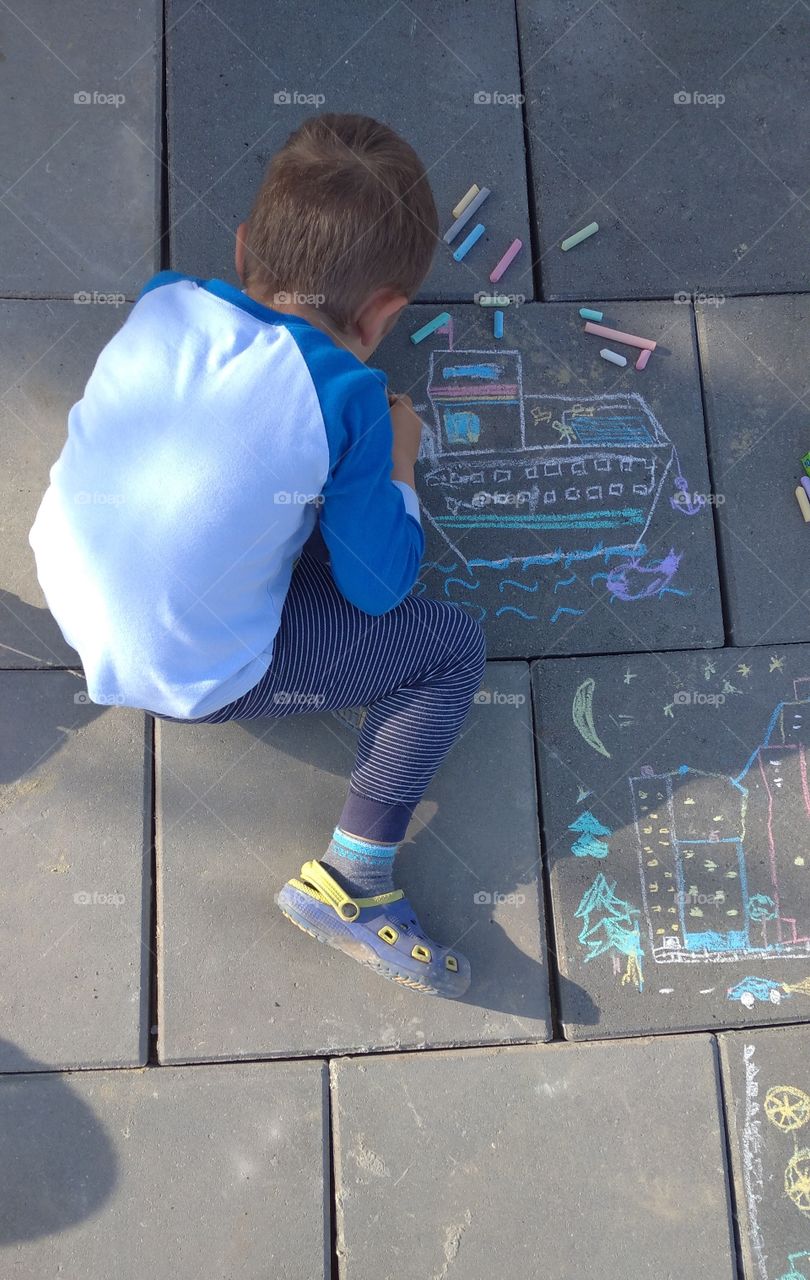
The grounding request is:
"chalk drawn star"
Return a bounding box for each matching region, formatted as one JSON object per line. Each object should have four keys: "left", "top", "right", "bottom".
{"left": 576, "top": 786, "right": 591, "bottom": 804}
{"left": 721, "top": 680, "right": 742, "bottom": 696}
{"left": 623, "top": 669, "right": 637, "bottom": 684}
{"left": 770, "top": 655, "right": 785, "bottom": 673}
{"left": 702, "top": 659, "right": 717, "bottom": 681}
{"left": 663, "top": 702, "right": 675, "bottom": 718}
{"left": 736, "top": 663, "right": 751, "bottom": 678}
{"left": 552, "top": 421, "right": 577, "bottom": 444}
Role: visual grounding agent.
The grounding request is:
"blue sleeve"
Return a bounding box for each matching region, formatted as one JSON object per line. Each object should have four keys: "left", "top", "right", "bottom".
{"left": 319, "top": 375, "right": 424, "bottom": 616}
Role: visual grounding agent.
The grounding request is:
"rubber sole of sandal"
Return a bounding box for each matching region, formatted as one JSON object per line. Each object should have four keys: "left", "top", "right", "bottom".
{"left": 275, "top": 887, "right": 470, "bottom": 999}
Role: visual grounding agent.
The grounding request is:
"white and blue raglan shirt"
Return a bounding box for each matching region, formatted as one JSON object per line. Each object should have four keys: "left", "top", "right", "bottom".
{"left": 28, "top": 272, "right": 424, "bottom": 719}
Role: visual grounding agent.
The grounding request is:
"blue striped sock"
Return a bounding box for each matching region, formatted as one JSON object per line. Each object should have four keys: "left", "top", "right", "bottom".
{"left": 320, "top": 827, "right": 398, "bottom": 897}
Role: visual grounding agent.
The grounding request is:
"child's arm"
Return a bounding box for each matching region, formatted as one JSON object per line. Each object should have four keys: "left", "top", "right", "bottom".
{"left": 318, "top": 383, "right": 424, "bottom": 616}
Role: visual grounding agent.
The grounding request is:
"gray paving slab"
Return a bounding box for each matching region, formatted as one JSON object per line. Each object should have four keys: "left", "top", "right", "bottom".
{"left": 0, "top": 1, "right": 160, "bottom": 296}
{"left": 167, "top": 0, "right": 533, "bottom": 301}
{"left": 376, "top": 300, "right": 723, "bottom": 657}
{"left": 332, "top": 1035, "right": 736, "bottom": 1280}
{"left": 0, "top": 1060, "right": 328, "bottom": 1278}
{"left": 518, "top": 1, "right": 810, "bottom": 301}
{"left": 532, "top": 645, "right": 810, "bottom": 1040}
{"left": 157, "top": 661, "right": 550, "bottom": 1062}
{"left": 719, "top": 1026, "right": 810, "bottom": 1280}
{"left": 1, "top": 300, "right": 128, "bottom": 668}
{"left": 0, "top": 671, "right": 149, "bottom": 1072}
{"left": 697, "top": 295, "right": 810, "bottom": 648}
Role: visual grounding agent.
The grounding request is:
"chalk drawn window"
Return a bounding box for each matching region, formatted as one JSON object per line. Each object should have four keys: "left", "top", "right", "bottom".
{"left": 586, "top": 486, "right": 602, "bottom": 501}
{"left": 517, "top": 491, "right": 532, "bottom": 506}
{"left": 571, "top": 460, "right": 586, "bottom": 475}
{"left": 524, "top": 465, "right": 539, "bottom": 479}
{"left": 594, "top": 458, "right": 611, "bottom": 472}
{"left": 426, "top": 470, "right": 447, "bottom": 487}
{"left": 565, "top": 486, "right": 580, "bottom": 501}
{"left": 619, "top": 458, "right": 634, "bottom": 473}
{"left": 609, "top": 483, "right": 623, "bottom": 496}
{"left": 444, "top": 411, "right": 480, "bottom": 445}
{"left": 493, "top": 469, "right": 511, "bottom": 482}
{"left": 544, "top": 461, "right": 561, "bottom": 477}
{"left": 633, "top": 483, "right": 649, "bottom": 495}
{"left": 543, "top": 490, "right": 556, "bottom": 504}
{"left": 469, "top": 472, "right": 484, "bottom": 484}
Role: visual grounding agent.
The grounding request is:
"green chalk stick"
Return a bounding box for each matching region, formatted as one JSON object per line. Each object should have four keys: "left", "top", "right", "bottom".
{"left": 561, "top": 222, "right": 599, "bottom": 252}
{"left": 410, "top": 312, "right": 451, "bottom": 344}
{"left": 803, "top": 450, "right": 810, "bottom": 478}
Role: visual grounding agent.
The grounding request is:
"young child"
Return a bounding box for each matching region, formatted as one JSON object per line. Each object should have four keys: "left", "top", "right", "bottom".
{"left": 29, "top": 114, "right": 486, "bottom": 999}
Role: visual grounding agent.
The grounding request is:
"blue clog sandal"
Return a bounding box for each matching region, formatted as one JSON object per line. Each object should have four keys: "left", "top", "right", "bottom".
{"left": 275, "top": 860, "right": 471, "bottom": 998}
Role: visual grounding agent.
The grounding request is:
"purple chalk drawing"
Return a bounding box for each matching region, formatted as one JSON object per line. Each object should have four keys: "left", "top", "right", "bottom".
{"left": 604, "top": 550, "right": 682, "bottom": 602}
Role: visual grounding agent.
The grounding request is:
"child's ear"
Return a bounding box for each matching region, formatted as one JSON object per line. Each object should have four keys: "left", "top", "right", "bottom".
{"left": 355, "top": 290, "right": 408, "bottom": 350}
{"left": 234, "top": 222, "right": 248, "bottom": 282}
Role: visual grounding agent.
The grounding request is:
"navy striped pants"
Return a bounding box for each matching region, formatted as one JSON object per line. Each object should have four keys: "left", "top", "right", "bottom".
{"left": 177, "top": 551, "right": 487, "bottom": 843}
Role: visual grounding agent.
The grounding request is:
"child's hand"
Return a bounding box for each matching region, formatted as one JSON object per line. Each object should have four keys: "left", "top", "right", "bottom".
{"left": 388, "top": 392, "right": 422, "bottom": 470}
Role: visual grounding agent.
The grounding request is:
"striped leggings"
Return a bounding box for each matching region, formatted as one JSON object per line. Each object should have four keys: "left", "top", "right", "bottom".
{"left": 175, "top": 551, "right": 487, "bottom": 843}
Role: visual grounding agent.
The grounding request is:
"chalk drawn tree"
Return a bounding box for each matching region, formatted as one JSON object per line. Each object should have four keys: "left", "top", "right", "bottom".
{"left": 748, "top": 893, "right": 778, "bottom": 948}
{"left": 575, "top": 872, "right": 644, "bottom": 991}
{"left": 568, "top": 810, "right": 612, "bottom": 859}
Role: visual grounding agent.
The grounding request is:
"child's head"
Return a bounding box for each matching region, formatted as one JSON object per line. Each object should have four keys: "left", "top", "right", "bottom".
{"left": 236, "top": 114, "right": 437, "bottom": 351}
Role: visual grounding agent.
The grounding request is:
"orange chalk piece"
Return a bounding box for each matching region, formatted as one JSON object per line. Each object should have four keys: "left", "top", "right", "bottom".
{"left": 796, "top": 485, "right": 810, "bottom": 523}
{"left": 584, "top": 322, "right": 657, "bottom": 351}
{"left": 635, "top": 349, "right": 652, "bottom": 371}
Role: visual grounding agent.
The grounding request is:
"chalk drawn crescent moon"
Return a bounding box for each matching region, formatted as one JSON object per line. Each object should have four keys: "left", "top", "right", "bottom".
{"left": 572, "top": 678, "right": 612, "bottom": 759}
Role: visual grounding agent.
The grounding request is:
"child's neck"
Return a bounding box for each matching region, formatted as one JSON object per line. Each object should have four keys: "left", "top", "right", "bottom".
{"left": 242, "top": 284, "right": 367, "bottom": 363}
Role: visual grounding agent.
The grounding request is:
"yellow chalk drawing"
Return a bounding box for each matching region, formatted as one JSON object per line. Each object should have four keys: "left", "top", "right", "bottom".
{"left": 786, "top": 1149, "right": 810, "bottom": 1215}
{"left": 621, "top": 952, "right": 642, "bottom": 987}
{"left": 765, "top": 1085, "right": 810, "bottom": 1132}
{"left": 572, "top": 677, "right": 611, "bottom": 759}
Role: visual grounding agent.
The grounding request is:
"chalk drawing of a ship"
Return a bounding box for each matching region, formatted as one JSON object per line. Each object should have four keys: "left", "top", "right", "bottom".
{"left": 418, "top": 348, "right": 687, "bottom": 567}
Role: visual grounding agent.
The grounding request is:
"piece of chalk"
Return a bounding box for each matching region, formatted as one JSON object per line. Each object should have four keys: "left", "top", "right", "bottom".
{"left": 600, "top": 348, "right": 627, "bottom": 367}
{"left": 802, "top": 451, "right": 810, "bottom": 477}
{"left": 410, "top": 311, "right": 451, "bottom": 345}
{"left": 579, "top": 307, "right": 604, "bottom": 322}
{"left": 489, "top": 238, "right": 523, "bottom": 283}
{"left": 493, "top": 309, "right": 504, "bottom": 339}
{"left": 453, "top": 222, "right": 485, "bottom": 261}
{"left": 635, "top": 348, "right": 652, "bottom": 371}
{"left": 477, "top": 294, "right": 511, "bottom": 307}
{"left": 801, "top": 475, "right": 810, "bottom": 501}
{"left": 584, "top": 321, "right": 656, "bottom": 352}
{"left": 452, "top": 183, "right": 480, "bottom": 219}
{"left": 561, "top": 221, "right": 599, "bottom": 251}
{"left": 443, "top": 188, "right": 491, "bottom": 244}
{"left": 796, "top": 485, "right": 810, "bottom": 523}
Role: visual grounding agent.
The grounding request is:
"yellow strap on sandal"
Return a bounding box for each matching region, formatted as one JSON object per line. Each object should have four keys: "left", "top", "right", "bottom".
{"left": 296, "top": 860, "right": 403, "bottom": 921}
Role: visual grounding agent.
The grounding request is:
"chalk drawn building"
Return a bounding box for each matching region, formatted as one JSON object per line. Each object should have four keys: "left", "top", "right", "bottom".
{"left": 418, "top": 348, "right": 690, "bottom": 568}
{"left": 631, "top": 679, "right": 810, "bottom": 963}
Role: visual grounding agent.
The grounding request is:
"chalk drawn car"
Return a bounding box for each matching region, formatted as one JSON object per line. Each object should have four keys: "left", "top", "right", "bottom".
{"left": 727, "top": 976, "right": 810, "bottom": 1009}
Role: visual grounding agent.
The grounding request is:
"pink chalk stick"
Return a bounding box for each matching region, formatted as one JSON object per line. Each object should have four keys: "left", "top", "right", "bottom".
{"left": 635, "top": 349, "right": 652, "bottom": 371}
{"left": 802, "top": 476, "right": 810, "bottom": 501}
{"left": 489, "top": 238, "right": 523, "bottom": 283}
{"left": 584, "top": 321, "right": 657, "bottom": 351}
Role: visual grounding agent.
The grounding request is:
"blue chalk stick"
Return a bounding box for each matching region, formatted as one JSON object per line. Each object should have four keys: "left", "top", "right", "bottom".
{"left": 410, "top": 311, "right": 451, "bottom": 344}
{"left": 579, "top": 307, "right": 604, "bottom": 322}
{"left": 453, "top": 223, "right": 485, "bottom": 261}
{"left": 493, "top": 309, "right": 504, "bottom": 339}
